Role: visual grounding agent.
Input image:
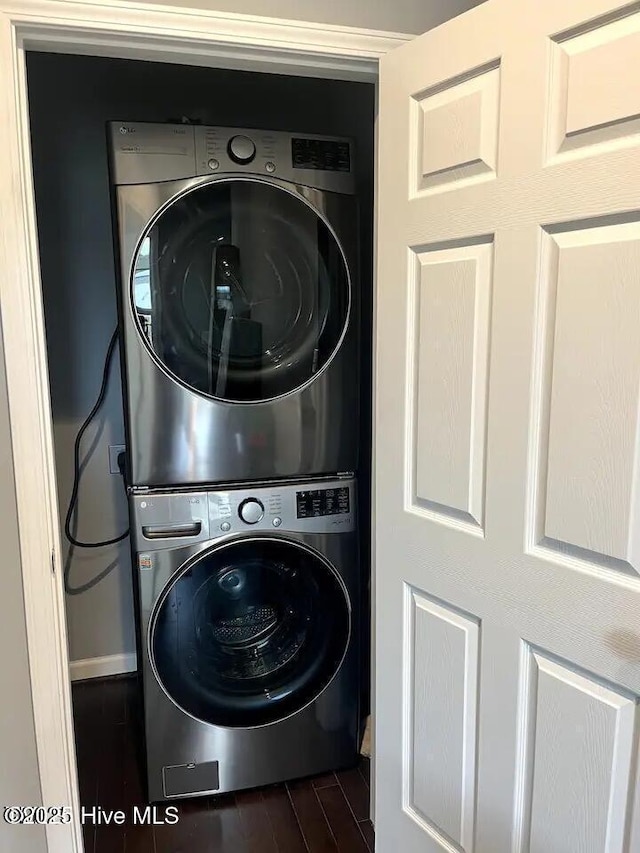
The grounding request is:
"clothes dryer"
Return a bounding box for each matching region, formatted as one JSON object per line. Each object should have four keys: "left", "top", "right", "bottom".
{"left": 109, "top": 123, "right": 359, "bottom": 487}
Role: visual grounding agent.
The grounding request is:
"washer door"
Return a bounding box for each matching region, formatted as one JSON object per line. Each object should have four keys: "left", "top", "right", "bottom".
{"left": 131, "top": 179, "right": 350, "bottom": 403}
{"left": 149, "top": 538, "right": 351, "bottom": 728}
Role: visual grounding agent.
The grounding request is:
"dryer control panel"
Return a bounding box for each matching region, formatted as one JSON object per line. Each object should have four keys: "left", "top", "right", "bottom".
{"left": 131, "top": 478, "right": 356, "bottom": 550}
{"left": 108, "top": 121, "right": 355, "bottom": 195}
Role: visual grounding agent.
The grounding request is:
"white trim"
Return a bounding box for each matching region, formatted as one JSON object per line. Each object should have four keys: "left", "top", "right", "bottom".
{"left": 9, "top": 0, "right": 410, "bottom": 80}
{"left": 70, "top": 652, "right": 138, "bottom": 682}
{"left": 0, "top": 3, "right": 406, "bottom": 851}
{"left": 0, "top": 13, "right": 83, "bottom": 853}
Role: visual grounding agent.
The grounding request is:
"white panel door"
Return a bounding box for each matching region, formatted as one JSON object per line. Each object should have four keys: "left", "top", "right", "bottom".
{"left": 375, "top": 1, "right": 640, "bottom": 851}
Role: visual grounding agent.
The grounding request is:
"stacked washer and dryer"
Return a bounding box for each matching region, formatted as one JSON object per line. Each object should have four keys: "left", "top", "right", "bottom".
{"left": 109, "top": 122, "right": 362, "bottom": 801}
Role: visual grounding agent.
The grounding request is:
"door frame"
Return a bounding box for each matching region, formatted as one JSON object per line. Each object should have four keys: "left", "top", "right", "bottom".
{"left": 0, "top": 2, "right": 407, "bottom": 849}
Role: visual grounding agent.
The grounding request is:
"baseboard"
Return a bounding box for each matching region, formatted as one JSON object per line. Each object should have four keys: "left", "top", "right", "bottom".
{"left": 69, "top": 652, "right": 137, "bottom": 682}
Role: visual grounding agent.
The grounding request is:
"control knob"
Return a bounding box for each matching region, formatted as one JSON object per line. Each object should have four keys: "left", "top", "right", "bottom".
{"left": 238, "top": 498, "right": 264, "bottom": 525}
{"left": 227, "top": 134, "right": 256, "bottom": 165}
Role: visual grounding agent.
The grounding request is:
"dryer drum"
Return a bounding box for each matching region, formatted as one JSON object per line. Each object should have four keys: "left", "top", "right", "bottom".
{"left": 149, "top": 538, "right": 351, "bottom": 728}
{"left": 131, "top": 179, "right": 350, "bottom": 403}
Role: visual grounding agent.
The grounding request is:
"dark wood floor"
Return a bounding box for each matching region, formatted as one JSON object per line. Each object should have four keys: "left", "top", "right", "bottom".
{"left": 73, "top": 676, "right": 374, "bottom": 852}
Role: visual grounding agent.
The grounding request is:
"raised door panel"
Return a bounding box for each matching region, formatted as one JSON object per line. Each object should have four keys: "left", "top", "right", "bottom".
{"left": 405, "top": 588, "right": 480, "bottom": 851}
{"left": 548, "top": 12, "right": 640, "bottom": 160}
{"left": 514, "top": 650, "right": 638, "bottom": 853}
{"left": 411, "top": 64, "right": 500, "bottom": 195}
{"left": 533, "top": 221, "right": 640, "bottom": 575}
{"left": 410, "top": 240, "right": 493, "bottom": 532}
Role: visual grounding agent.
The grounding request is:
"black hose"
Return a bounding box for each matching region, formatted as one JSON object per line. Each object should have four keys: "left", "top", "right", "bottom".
{"left": 63, "top": 326, "right": 129, "bottom": 549}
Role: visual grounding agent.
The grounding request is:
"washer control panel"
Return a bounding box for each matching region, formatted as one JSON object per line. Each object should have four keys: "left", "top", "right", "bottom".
{"left": 296, "top": 486, "right": 350, "bottom": 519}
{"left": 131, "top": 478, "right": 355, "bottom": 550}
{"left": 210, "top": 478, "right": 355, "bottom": 535}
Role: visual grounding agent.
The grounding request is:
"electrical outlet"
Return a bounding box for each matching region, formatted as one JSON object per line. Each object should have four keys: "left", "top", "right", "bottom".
{"left": 108, "top": 444, "right": 126, "bottom": 474}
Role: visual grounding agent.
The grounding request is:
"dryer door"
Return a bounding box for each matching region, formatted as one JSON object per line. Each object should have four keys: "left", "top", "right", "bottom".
{"left": 131, "top": 178, "right": 351, "bottom": 403}
{"left": 149, "top": 537, "right": 351, "bottom": 727}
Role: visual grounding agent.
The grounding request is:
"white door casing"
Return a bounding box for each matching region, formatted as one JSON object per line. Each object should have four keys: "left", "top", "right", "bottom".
{"left": 0, "top": 3, "right": 410, "bottom": 851}
{"left": 376, "top": 1, "right": 640, "bottom": 851}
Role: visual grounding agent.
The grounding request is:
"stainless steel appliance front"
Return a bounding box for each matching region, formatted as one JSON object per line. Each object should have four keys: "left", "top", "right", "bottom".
{"left": 110, "top": 123, "right": 360, "bottom": 488}
{"left": 132, "top": 478, "right": 360, "bottom": 800}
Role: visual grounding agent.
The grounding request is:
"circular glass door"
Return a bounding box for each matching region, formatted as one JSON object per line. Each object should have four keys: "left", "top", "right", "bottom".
{"left": 149, "top": 538, "right": 351, "bottom": 728}
{"left": 131, "top": 179, "right": 351, "bottom": 403}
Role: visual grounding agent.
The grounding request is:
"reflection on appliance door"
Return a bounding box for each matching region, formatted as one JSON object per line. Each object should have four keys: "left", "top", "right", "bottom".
{"left": 210, "top": 243, "right": 263, "bottom": 400}
{"left": 130, "top": 180, "right": 348, "bottom": 403}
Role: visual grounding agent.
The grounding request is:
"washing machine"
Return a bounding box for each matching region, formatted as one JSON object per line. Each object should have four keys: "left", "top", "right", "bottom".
{"left": 109, "top": 122, "right": 359, "bottom": 488}
{"left": 130, "top": 476, "right": 360, "bottom": 801}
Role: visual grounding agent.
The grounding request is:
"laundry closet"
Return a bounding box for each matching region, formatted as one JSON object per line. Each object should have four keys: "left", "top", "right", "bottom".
{"left": 27, "top": 49, "right": 374, "bottom": 819}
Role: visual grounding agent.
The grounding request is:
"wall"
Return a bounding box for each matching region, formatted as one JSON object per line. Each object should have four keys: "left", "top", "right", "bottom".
{"left": 0, "top": 318, "right": 46, "bottom": 853}
{"left": 27, "top": 51, "right": 375, "bottom": 667}
{"left": 133, "top": 0, "right": 485, "bottom": 34}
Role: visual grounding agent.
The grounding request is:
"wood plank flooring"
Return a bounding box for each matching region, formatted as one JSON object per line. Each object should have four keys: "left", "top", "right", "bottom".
{"left": 73, "top": 676, "right": 374, "bottom": 852}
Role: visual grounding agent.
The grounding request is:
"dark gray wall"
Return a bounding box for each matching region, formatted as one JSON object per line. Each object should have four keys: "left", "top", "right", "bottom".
{"left": 0, "top": 317, "right": 46, "bottom": 852}
{"left": 27, "top": 51, "right": 374, "bottom": 665}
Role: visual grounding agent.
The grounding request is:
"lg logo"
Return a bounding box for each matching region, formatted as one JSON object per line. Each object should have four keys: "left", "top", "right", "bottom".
{"left": 119, "top": 125, "right": 136, "bottom": 135}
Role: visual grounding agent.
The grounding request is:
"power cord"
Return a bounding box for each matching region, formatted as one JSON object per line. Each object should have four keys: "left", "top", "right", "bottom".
{"left": 64, "top": 326, "right": 130, "bottom": 553}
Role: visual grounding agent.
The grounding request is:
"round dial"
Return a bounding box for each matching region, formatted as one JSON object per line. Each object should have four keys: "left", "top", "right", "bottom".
{"left": 238, "top": 498, "right": 264, "bottom": 525}
{"left": 227, "top": 135, "right": 257, "bottom": 165}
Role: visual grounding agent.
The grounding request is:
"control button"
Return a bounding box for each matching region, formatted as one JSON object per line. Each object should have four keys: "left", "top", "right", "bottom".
{"left": 208, "top": 158, "right": 219, "bottom": 170}
{"left": 265, "top": 161, "right": 276, "bottom": 173}
{"left": 272, "top": 517, "right": 282, "bottom": 527}
{"left": 238, "top": 498, "right": 264, "bottom": 524}
{"left": 227, "top": 135, "right": 256, "bottom": 165}
{"left": 220, "top": 521, "right": 231, "bottom": 532}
